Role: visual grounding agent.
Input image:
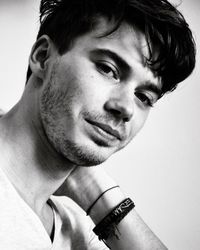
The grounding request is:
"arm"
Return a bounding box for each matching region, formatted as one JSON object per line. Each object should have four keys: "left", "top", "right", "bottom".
{"left": 56, "top": 166, "right": 168, "bottom": 250}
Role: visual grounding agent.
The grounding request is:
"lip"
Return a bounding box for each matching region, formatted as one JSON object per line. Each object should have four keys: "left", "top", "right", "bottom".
{"left": 86, "top": 119, "right": 122, "bottom": 140}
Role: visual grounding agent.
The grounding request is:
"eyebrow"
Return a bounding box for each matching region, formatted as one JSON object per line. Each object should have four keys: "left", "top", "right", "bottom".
{"left": 135, "top": 81, "right": 162, "bottom": 99}
{"left": 90, "top": 48, "right": 162, "bottom": 97}
{"left": 90, "top": 48, "right": 131, "bottom": 73}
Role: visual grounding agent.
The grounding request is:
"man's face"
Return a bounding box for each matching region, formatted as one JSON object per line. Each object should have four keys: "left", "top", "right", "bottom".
{"left": 39, "top": 21, "right": 161, "bottom": 166}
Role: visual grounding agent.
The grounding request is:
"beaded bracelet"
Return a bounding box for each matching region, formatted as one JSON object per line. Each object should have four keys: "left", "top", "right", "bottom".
{"left": 93, "top": 198, "right": 135, "bottom": 241}
{"left": 86, "top": 185, "right": 120, "bottom": 215}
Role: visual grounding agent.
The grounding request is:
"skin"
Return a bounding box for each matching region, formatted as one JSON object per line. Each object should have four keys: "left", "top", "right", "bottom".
{"left": 39, "top": 21, "right": 161, "bottom": 167}
{"left": 0, "top": 19, "right": 166, "bottom": 249}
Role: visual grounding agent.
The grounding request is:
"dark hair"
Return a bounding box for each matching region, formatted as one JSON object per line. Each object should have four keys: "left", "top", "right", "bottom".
{"left": 26, "top": 0, "right": 196, "bottom": 97}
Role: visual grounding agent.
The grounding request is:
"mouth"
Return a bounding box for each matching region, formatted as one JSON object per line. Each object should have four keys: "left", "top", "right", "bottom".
{"left": 86, "top": 119, "right": 122, "bottom": 141}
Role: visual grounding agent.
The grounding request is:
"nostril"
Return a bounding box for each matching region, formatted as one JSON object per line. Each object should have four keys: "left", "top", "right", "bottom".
{"left": 123, "top": 117, "right": 130, "bottom": 123}
{"left": 110, "top": 109, "right": 121, "bottom": 117}
{"left": 108, "top": 108, "right": 131, "bottom": 123}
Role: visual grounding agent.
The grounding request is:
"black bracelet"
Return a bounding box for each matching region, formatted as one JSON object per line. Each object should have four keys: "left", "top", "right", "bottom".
{"left": 86, "top": 185, "right": 120, "bottom": 215}
{"left": 93, "top": 198, "right": 135, "bottom": 241}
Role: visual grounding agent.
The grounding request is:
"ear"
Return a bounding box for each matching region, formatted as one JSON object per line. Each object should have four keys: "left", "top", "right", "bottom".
{"left": 29, "top": 35, "right": 55, "bottom": 79}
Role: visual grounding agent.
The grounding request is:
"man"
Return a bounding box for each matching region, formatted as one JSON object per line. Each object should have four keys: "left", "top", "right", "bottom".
{"left": 0, "top": 0, "right": 195, "bottom": 249}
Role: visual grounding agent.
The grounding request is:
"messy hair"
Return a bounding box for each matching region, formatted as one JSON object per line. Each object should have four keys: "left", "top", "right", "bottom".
{"left": 26, "top": 0, "right": 196, "bottom": 97}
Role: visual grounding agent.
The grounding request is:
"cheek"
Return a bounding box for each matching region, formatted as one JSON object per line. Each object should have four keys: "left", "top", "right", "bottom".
{"left": 59, "top": 57, "right": 111, "bottom": 109}
{"left": 69, "top": 74, "right": 108, "bottom": 113}
{"left": 43, "top": 59, "right": 111, "bottom": 124}
{"left": 129, "top": 109, "right": 150, "bottom": 138}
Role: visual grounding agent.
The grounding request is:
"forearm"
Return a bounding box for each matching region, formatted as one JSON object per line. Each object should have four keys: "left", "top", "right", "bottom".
{"left": 89, "top": 186, "right": 168, "bottom": 250}
{"left": 56, "top": 167, "right": 168, "bottom": 250}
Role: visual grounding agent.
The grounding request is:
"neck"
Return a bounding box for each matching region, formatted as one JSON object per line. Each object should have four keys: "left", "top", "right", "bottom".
{"left": 0, "top": 81, "right": 76, "bottom": 215}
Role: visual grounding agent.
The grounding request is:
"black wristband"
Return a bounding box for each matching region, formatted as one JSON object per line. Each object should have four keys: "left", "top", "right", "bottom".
{"left": 93, "top": 198, "right": 135, "bottom": 241}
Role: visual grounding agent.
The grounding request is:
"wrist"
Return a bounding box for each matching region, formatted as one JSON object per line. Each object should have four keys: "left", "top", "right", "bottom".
{"left": 88, "top": 187, "right": 126, "bottom": 224}
{"left": 62, "top": 167, "right": 118, "bottom": 212}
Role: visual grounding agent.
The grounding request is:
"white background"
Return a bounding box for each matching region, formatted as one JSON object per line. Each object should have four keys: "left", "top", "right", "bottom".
{"left": 0, "top": 0, "right": 199, "bottom": 249}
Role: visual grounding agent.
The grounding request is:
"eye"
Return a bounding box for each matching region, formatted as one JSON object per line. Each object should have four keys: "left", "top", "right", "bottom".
{"left": 135, "top": 92, "right": 155, "bottom": 107}
{"left": 96, "top": 61, "right": 119, "bottom": 81}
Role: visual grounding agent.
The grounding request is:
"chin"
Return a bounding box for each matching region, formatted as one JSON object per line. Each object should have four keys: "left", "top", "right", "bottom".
{"left": 60, "top": 139, "right": 114, "bottom": 167}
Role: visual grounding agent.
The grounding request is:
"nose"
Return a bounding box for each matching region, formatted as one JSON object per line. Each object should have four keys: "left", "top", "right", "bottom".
{"left": 104, "top": 91, "right": 134, "bottom": 123}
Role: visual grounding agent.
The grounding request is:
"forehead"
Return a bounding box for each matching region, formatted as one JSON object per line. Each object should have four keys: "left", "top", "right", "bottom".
{"left": 67, "top": 19, "right": 160, "bottom": 87}
{"left": 73, "top": 19, "right": 150, "bottom": 64}
{"left": 98, "top": 20, "right": 149, "bottom": 60}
